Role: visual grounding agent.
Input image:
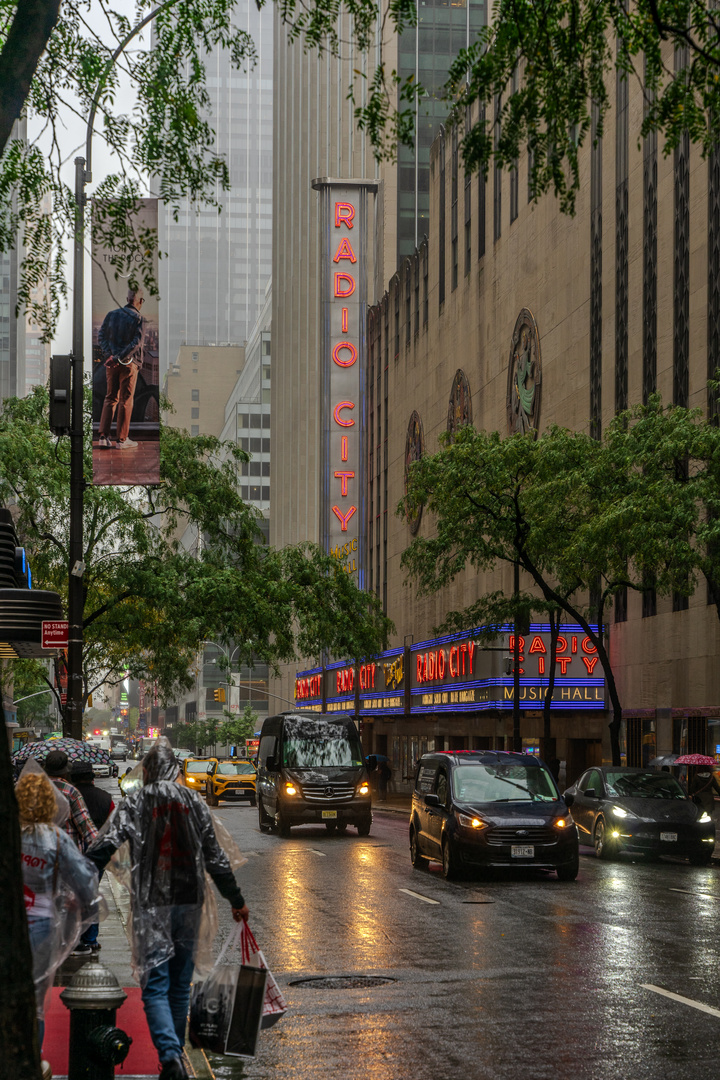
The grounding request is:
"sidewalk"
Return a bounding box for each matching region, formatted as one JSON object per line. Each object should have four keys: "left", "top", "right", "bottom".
{"left": 373, "top": 793, "right": 411, "bottom": 816}
{"left": 45, "top": 872, "right": 214, "bottom": 1080}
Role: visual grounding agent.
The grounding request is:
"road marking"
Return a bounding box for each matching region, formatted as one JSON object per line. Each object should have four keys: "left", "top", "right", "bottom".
{"left": 669, "top": 888, "right": 720, "bottom": 900}
{"left": 310, "top": 849, "right": 327, "bottom": 857}
{"left": 642, "top": 984, "right": 720, "bottom": 1019}
{"left": 398, "top": 888, "right": 440, "bottom": 905}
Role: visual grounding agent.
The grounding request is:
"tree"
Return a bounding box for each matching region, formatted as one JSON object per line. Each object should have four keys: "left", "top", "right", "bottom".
{"left": 399, "top": 424, "right": 695, "bottom": 765}
{"left": 0, "top": 387, "right": 391, "bottom": 730}
{"left": 221, "top": 704, "right": 259, "bottom": 750}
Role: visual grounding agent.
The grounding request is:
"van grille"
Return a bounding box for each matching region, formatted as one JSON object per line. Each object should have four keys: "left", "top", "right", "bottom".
{"left": 486, "top": 826, "right": 557, "bottom": 846}
{"left": 301, "top": 783, "right": 355, "bottom": 802}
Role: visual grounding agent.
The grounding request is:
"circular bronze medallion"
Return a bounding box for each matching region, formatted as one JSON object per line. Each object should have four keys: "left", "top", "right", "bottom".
{"left": 447, "top": 369, "right": 472, "bottom": 439}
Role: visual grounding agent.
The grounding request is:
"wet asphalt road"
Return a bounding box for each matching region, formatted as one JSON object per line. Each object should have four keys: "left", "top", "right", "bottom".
{"left": 192, "top": 801, "right": 720, "bottom": 1080}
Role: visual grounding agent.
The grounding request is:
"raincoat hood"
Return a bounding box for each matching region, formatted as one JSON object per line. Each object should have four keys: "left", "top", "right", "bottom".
{"left": 142, "top": 737, "right": 181, "bottom": 784}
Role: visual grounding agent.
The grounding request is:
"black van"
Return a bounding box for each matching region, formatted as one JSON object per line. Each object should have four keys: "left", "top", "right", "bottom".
{"left": 256, "top": 711, "right": 373, "bottom": 836}
{"left": 410, "top": 751, "right": 579, "bottom": 880}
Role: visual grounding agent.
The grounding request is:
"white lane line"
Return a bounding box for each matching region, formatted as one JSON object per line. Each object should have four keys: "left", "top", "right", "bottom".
{"left": 398, "top": 888, "right": 440, "bottom": 906}
{"left": 669, "top": 888, "right": 720, "bottom": 900}
{"left": 309, "top": 849, "right": 327, "bottom": 857}
{"left": 642, "top": 984, "right": 720, "bottom": 1019}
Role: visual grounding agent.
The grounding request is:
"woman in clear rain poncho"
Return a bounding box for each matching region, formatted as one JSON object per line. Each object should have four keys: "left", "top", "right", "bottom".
{"left": 87, "top": 737, "right": 248, "bottom": 1080}
{"left": 16, "top": 772, "right": 101, "bottom": 1067}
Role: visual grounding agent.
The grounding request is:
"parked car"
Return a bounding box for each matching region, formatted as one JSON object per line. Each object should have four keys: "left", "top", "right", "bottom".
{"left": 91, "top": 759, "right": 112, "bottom": 779}
{"left": 182, "top": 756, "right": 218, "bottom": 793}
{"left": 564, "top": 766, "right": 716, "bottom": 864}
{"left": 256, "top": 711, "right": 373, "bottom": 836}
{"left": 174, "top": 748, "right": 195, "bottom": 766}
{"left": 205, "top": 760, "right": 257, "bottom": 806}
{"left": 409, "top": 751, "right": 579, "bottom": 881}
{"left": 110, "top": 742, "right": 128, "bottom": 761}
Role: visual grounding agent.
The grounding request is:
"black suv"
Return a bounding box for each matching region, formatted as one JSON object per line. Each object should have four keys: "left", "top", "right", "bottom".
{"left": 409, "top": 751, "right": 579, "bottom": 880}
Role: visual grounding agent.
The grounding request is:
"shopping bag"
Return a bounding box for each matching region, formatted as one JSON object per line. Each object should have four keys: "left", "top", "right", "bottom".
{"left": 190, "top": 924, "right": 268, "bottom": 1059}
{"left": 241, "top": 922, "right": 288, "bottom": 1029}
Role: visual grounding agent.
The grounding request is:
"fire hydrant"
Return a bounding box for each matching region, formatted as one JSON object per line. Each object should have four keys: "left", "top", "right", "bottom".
{"left": 60, "top": 955, "right": 132, "bottom": 1080}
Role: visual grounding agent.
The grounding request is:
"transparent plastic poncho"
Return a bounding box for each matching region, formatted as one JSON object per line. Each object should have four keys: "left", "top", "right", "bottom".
{"left": 21, "top": 822, "right": 101, "bottom": 1020}
{"left": 97, "top": 738, "right": 246, "bottom": 986}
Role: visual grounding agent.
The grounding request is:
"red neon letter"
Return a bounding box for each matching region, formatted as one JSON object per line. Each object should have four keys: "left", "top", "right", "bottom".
{"left": 333, "top": 401, "right": 355, "bottom": 426}
{"left": 556, "top": 637, "right": 568, "bottom": 654}
{"left": 332, "top": 505, "right": 356, "bottom": 531}
{"left": 528, "top": 636, "right": 546, "bottom": 655}
{"left": 332, "top": 342, "right": 357, "bottom": 367}
{"left": 342, "top": 307, "right": 348, "bottom": 333}
{"left": 333, "top": 237, "right": 357, "bottom": 263}
{"left": 334, "top": 273, "right": 356, "bottom": 297}
{"left": 334, "top": 470, "right": 355, "bottom": 496}
{"left": 438, "top": 650, "right": 446, "bottom": 679}
{"left": 341, "top": 436, "right": 348, "bottom": 462}
{"left": 449, "top": 646, "right": 457, "bottom": 677}
{"left": 460, "top": 643, "right": 468, "bottom": 675}
{"left": 538, "top": 657, "right": 545, "bottom": 675}
{"left": 467, "top": 641, "right": 476, "bottom": 672}
{"left": 417, "top": 655, "right": 423, "bottom": 683}
{"left": 571, "top": 636, "right": 578, "bottom": 654}
{"left": 581, "top": 638, "right": 597, "bottom": 654}
{"left": 335, "top": 202, "right": 355, "bottom": 228}
{"left": 557, "top": 657, "right": 571, "bottom": 675}
{"left": 582, "top": 656, "right": 599, "bottom": 674}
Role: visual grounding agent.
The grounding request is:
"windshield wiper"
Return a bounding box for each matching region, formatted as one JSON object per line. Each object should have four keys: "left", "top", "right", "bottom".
{"left": 494, "top": 776, "right": 537, "bottom": 798}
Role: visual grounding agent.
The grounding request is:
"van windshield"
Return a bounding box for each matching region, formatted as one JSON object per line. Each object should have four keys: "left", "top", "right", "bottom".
{"left": 282, "top": 720, "right": 363, "bottom": 768}
{"left": 452, "top": 763, "right": 559, "bottom": 803}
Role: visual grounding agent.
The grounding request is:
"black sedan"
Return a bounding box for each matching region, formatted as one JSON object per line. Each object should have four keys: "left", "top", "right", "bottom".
{"left": 565, "top": 766, "right": 716, "bottom": 864}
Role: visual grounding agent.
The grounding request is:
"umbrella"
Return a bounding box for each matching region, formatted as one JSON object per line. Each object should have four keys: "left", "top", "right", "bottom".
{"left": 647, "top": 754, "right": 680, "bottom": 768}
{"left": 12, "top": 737, "right": 113, "bottom": 768}
{"left": 674, "top": 754, "right": 717, "bottom": 766}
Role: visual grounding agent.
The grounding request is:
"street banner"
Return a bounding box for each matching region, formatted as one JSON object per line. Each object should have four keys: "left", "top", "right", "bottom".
{"left": 91, "top": 198, "right": 160, "bottom": 485}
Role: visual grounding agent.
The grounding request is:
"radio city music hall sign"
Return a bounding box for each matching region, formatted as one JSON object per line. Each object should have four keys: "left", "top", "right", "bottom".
{"left": 313, "top": 178, "right": 377, "bottom": 581}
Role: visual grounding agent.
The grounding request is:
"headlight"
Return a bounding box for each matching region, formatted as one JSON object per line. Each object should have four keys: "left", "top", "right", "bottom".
{"left": 553, "top": 817, "right": 571, "bottom": 829}
{"left": 357, "top": 782, "right": 370, "bottom": 795}
{"left": 457, "top": 813, "right": 487, "bottom": 829}
{"left": 612, "top": 806, "right": 628, "bottom": 818}
{"left": 698, "top": 811, "right": 712, "bottom": 824}
{"left": 284, "top": 782, "right": 298, "bottom": 796}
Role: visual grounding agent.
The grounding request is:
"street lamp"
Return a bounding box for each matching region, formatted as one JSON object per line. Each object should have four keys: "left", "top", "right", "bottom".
{"left": 65, "top": 0, "right": 180, "bottom": 740}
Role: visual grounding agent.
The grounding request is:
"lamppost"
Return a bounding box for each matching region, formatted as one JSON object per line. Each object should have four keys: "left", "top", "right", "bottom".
{"left": 65, "top": 0, "right": 178, "bottom": 740}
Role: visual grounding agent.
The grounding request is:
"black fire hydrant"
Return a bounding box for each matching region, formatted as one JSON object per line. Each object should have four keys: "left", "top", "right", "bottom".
{"left": 60, "top": 955, "right": 133, "bottom": 1080}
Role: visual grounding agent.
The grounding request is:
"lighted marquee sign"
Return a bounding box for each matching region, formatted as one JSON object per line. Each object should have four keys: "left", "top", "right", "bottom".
{"left": 411, "top": 624, "right": 605, "bottom": 712}
{"left": 313, "top": 177, "right": 377, "bottom": 581}
{"left": 359, "top": 649, "right": 405, "bottom": 716}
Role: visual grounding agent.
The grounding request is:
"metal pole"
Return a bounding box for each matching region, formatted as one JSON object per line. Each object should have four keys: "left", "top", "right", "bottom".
{"left": 513, "top": 560, "right": 521, "bottom": 752}
{"left": 66, "top": 156, "right": 88, "bottom": 740}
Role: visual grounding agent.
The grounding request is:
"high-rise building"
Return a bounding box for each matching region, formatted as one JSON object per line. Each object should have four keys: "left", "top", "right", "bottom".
{"left": 0, "top": 119, "right": 26, "bottom": 403}
{"left": 24, "top": 191, "right": 52, "bottom": 396}
{"left": 157, "top": 2, "right": 273, "bottom": 382}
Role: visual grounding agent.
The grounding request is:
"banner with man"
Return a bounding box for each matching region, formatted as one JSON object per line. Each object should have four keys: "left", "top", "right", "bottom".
{"left": 91, "top": 198, "right": 160, "bottom": 485}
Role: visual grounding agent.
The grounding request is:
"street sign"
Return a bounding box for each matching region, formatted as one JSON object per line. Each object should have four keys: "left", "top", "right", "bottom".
{"left": 42, "top": 620, "right": 69, "bottom": 649}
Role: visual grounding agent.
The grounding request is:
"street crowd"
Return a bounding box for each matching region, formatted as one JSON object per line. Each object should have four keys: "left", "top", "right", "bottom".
{"left": 16, "top": 737, "right": 249, "bottom": 1080}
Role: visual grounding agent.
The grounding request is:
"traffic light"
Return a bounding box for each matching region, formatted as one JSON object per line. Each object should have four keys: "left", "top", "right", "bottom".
{"left": 213, "top": 688, "right": 226, "bottom": 703}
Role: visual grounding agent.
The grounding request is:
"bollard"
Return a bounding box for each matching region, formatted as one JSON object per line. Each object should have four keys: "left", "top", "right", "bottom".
{"left": 60, "top": 954, "right": 132, "bottom": 1080}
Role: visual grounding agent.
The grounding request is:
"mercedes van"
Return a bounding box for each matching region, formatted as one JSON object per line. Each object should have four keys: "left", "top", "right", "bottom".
{"left": 256, "top": 711, "right": 374, "bottom": 836}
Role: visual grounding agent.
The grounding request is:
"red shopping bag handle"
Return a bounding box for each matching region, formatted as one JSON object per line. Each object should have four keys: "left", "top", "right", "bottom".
{"left": 240, "top": 921, "right": 261, "bottom": 963}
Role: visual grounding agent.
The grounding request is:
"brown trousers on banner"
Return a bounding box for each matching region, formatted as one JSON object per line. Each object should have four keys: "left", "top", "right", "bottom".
{"left": 99, "top": 362, "right": 139, "bottom": 443}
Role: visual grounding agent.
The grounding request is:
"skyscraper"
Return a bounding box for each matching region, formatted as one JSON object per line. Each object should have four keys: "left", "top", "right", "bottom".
{"left": 157, "top": 2, "right": 273, "bottom": 380}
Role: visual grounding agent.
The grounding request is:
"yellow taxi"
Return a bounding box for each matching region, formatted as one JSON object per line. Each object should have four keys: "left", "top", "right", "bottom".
{"left": 205, "top": 759, "right": 257, "bottom": 807}
{"left": 183, "top": 757, "right": 218, "bottom": 793}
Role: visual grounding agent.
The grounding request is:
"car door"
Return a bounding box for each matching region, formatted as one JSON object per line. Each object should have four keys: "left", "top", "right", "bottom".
{"left": 426, "top": 766, "right": 450, "bottom": 857}
{"left": 580, "top": 769, "right": 605, "bottom": 842}
{"left": 569, "top": 771, "right": 594, "bottom": 843}
{"left": 413, "top": 762, "right": 437, "bottom": 855}
{"left": 258, "top": 733, "right": 278, "bottom": 815}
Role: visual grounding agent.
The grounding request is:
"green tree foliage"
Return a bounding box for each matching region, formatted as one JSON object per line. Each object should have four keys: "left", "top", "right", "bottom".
{"left": 399, "top": 420, "right": 699, "bottom": 764}
{"left": 220, "top": 704, "right": 259, "bottom": 749}
{"left": 8, "top": 658, "right": 55, "bottom": 726}
{"left": 0, "top": 386, "right": 391, "bottom": 713}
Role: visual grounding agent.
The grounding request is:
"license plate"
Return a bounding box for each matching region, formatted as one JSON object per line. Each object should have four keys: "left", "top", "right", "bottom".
{"left": 660, "top": 832, "right": 678, "bottom": 842}
{"left": 511, "top": 845, "right": 534, "bottom": 858}
{"left": 322, "top": 810, "right": 337, "bottom": 820}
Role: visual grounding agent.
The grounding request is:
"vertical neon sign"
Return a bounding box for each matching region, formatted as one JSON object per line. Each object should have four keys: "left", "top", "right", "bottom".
{"left": 312, "top": 178, "right": 378, "bottom": 582}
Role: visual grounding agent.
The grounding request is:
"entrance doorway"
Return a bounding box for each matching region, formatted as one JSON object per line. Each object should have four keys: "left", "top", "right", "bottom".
{"left": 565, "top": 739, "right": 602, "bottom": 789}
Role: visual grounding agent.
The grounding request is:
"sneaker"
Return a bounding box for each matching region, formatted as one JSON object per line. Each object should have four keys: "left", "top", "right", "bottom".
{"left": 98, "top": 435, "right": 114, "bottom": 448}
{"left": 116, "top": 438, "right": 138, "bottom": 449}
{"left": 72, "top": 943, "right": 92, "bottom": 955}
{"left": 158, "top": 1056, "right": 189, "bottom": 1080}
{"left": 90, "top": 942, "right": 101, "bottom": 953}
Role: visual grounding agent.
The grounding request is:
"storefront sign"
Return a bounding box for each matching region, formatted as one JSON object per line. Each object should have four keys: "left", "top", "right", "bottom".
{"left": 313, "top": 177, "right": 377, "bottom": 583}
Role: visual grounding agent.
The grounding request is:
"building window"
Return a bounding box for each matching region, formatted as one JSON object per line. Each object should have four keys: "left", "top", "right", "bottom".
{"left": 642, "top": 583, "right": 657, "bottom": 618}
{"left": 405, "top": 259, "right": 412, "bottom": 347}
{"left": 192, "top": 351, "right": 199, "bottom": 362}
{"left": 451, "top": 123, "right": 459, "bottom": 290}
{"left": 414, "top": 252, "right": 420, "bottom": 335}
{"left": 422, "top": 241, "right": 428, "bottom": 326}
{"left": 643, "top": 59, "right": 658, "bottom": 406}
{"left": 493, "top": 96, "right": 502, "bottom": 242}
{"left": 191, "top": 389, "right": 199, "bottom": 401}
{"left": 615, "top": 587, "right": 627, "bottom": 623}
{"left": 439, "top": 131, "right": 446, "bottom": 306}
{"left": 709, "top": 130, "right": 720, "bottom": 420}
{"left": 590, "top": 102, "right": 603, "bottom": 441}
{"left": 394, "top": 277, "right": 400, "bottom": 358}
{"left": 191, "top": 424, "right": 199, "bottom": 436}
{"left": 674, "top": 48, "right": 690, "bottom": 408}
{"left": 510, "top": 162, "right": 519, "bottom": 224}
{"left": 615, "top": 55, "right": 629, "bottom": 414}
{"left": 191, "top": 407, "right": 199, "bottom": 419}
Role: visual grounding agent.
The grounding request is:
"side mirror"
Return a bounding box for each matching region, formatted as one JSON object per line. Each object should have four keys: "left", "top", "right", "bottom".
{"left": 564, "top": 793, "right": 575, "bottom": 808}
{"left": 266, "top": 755, "right": 277, "bottom": 772}
{"left": 585, "top": 788, "right": 597, "bottom": 799}
{"left": 366, "top": 755, "right": 377, "bottom": 772}
{"left": 424, "top": 793, "right": 441, "bottom": 807}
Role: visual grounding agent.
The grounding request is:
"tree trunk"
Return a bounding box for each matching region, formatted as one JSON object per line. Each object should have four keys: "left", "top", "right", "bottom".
{"left": 0, "top": 699, "right": 42, "bottom": 1079}
{"left": 542, "top": 608, "right": 560, "bottom": 747}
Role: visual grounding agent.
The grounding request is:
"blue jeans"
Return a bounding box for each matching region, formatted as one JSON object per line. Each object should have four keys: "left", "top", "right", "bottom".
{"left": 81, "top": 922, "right": 99, "bottom": 946}
{"left": 28, "top": 917, "right": 53, "bottom": 1053}
{"left": 141, "top": 916, "right": 195, "bottom": 1064}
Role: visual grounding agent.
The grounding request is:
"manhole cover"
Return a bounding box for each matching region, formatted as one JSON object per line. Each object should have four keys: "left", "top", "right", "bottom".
{"left": 289, "top": 975, "right": 395, "bottom": 989}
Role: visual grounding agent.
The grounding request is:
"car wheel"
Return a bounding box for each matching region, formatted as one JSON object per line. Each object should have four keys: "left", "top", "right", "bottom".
{"left": 410, "top": 826, "right": 429, "bottom": 869}
{"left": 594, "top": 817, "right": 616, "bottom": 860}
{"left": 276, "top": 808, "right": 291, "bottom": 837}
{"left": 249, "top": 795, "right": 256, "bottom": 807}
{"left": 556, "top": 855, "right": 579, "bottom": 881}
{"left": 442, "top": 836, "right": 460, "bottom": 880}
{"left": 258, "top": 797, "right": 272, "bottom": 832}
{"left": 356, "top": 816, "right": 371, "bottom": 837}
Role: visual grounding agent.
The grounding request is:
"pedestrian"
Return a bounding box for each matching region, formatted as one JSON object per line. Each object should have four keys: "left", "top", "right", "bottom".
{"left": 378, "top": 759, "right": 392, "bottom": 799}
{"left": 43, "top": 750, "right": 98, "bottom": 856}
{"left": 16, "top": 772, "right": 100, "bottom": 1079}
{"left": 689, "top": 768, "right": 720, "bottom": 815}
{"left": 97, "top": 285, "right": 146, "bottom": 450}
{"left": 71, "top": 761, "right": 115, "bottom": 954}
{"left": 86, "top": 737, "right": 249, "bottom": 1080}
